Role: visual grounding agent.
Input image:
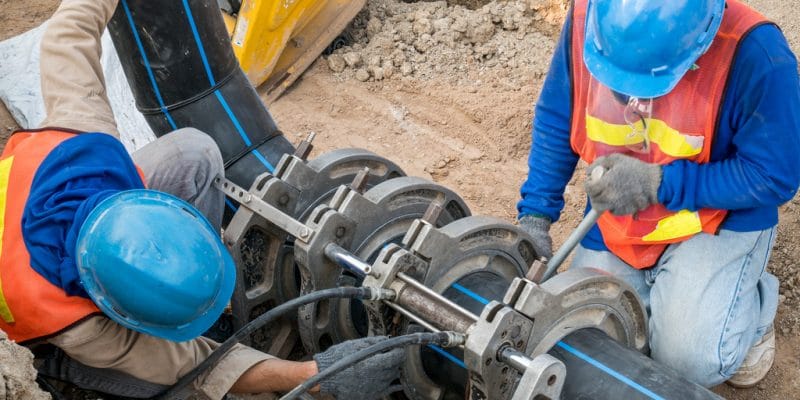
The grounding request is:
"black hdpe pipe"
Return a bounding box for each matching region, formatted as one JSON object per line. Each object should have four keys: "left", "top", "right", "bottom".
{"left": 425, "top": 272, "right": 721, "bottom": 400}
{"left": 552, "top": 329, "right": 722, "bottom": 400}
{"left": 106, "top": 0, "right": 295, "bottom": 195}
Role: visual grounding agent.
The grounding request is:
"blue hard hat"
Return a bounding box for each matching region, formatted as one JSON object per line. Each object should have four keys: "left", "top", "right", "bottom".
{"left": 75, "top": 190, "right": 235, "bottom": 342}
{"left": 584, "top": 0, "right": 726, "bottom": 98}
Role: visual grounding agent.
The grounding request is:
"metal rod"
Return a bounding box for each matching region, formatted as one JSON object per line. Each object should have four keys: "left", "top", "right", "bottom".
{"left": 213, "top": 177, "right": 314, "bottom": 242}
{"left": 542, "top": 209, "right": 601, "bottom": 281}
{"left": 542, "top": 167, "right": 607, "bottom": 281}
{"left": 499, "top": 346, "right": 533, "bottom": 373}
{"left": 323, "top": 246, "right": 476, "bottom": 333}
{"left": 383, "top": 302, "right": 469, "bottom": 351}
{"left": 396, "top": 272, "right": 479, "bottom": 328}
{"left": 383, "top": 301, "right": 442, "bottom": 333}
{"left": 324, "top": 243, "right": 373, "bottom": 277}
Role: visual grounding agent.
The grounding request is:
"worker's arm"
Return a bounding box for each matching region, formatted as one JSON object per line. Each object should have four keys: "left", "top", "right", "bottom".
{"left": 52, "top": 317, "right": 404, "bottom": 399}
{"left": 39, "top": 0, "right": 120, "bottom": 136}
{"left": 232, "top": 335, "right": 404, "bottom": 398}
{"left": 658, "top": 25, "right": 800, "bottom": 212}
{"left": 230, "top": 359, "right": 318, "bottom": 393}
{"left": 517, "top": 13, "right": 580, "bottom": 222}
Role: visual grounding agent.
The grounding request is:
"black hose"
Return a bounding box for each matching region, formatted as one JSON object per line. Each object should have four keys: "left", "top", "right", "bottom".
{"left": 156, "top": 287, "right": 384, "bottom": 400}
{"left": 36, "top": 376, "right": 67, "bottom": 400}
{"left": 279, "top": 332, "right": 456, "bottom": 400}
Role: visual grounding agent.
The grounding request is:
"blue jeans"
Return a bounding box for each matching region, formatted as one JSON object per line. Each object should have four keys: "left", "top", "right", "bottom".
{"left": 571, "top": 228, "right": 779, "bottom": 387}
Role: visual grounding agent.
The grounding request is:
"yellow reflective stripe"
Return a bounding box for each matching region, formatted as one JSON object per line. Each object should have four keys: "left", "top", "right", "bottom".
{"left": 585, "top": 115, "right": 704, "bottom": 158}
{"left": 0, "top": 156, "right": 14, "bottom": 323}
{"left": 642, "top": 210, "right": 703, "bottom": 242}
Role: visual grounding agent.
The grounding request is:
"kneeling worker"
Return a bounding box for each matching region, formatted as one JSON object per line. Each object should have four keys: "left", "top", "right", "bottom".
{"left": 0, "top": 0, "right": 402, "bottom": 399}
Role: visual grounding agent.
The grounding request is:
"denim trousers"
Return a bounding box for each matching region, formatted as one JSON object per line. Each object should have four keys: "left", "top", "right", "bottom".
{"left": 571, "top": 228, "right": 779, "bottom": 387}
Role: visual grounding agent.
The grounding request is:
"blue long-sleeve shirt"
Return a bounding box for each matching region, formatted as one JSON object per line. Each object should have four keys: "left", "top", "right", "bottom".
{"left": 22, "top": 133, "right": 144, "bottom": 297}
{"left": 518, "top": 14, "right": 800, "bottom": 251}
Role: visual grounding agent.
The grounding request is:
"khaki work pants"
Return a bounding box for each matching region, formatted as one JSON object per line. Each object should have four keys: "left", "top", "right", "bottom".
{"left": 38, "top": 0, "right": 271, "bottom": 398}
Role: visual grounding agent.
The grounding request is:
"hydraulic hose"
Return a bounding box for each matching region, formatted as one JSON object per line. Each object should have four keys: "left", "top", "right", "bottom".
{"left": 155, "top": 287, "right": 394, "bottom": 400}
{"left": 280, "top": 332, "right": 463, "bottom": 400}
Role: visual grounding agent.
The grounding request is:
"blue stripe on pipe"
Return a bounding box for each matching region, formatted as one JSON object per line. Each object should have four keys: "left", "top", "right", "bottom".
{"left": 225, "top": 197, "right": 239, "bottom": 212}
{"left": 212, "top": 90, "right": 274, "bottom": 171}
{"left": 181, "top": 0, "right": 216, "bottom": 85}
{"left": 427, "top": 345, "right": 466, "bottom": 369}
{"left": 251, "top": 150, "right": 276, "bottom": 172}
{"left": 181, "top": 0, "right": 276, "bottom": 172}
{"left": 120, "top": 0, "right": 177, "bottom": 130}
{"left": 213, "top": 90, "right": 252, "bottom": 146}
{"left": 555, "top": 341, "right": 665, "bottom": 400}
{"left": 452, "top": 283, "right": 490, "bottom": 306}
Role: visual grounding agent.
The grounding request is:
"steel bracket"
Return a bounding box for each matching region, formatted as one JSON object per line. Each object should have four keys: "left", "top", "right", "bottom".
{"left": 509, "top": 354, "right": 566, "bottom": 400}
{"left": 464, "top": 303, "right": 534, "bottom": 400}
{"left": 221, "top": 172, "right": 302, "bottom": 357}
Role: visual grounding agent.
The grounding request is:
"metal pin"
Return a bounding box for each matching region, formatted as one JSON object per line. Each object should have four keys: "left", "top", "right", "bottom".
{"left": 349, "top": 167, "right": 371, "bottom": 193}
{"left": 293, "top": 132, "right": 317, "bottom": 161}
{"left": 306, "top": 132, "right": 317, "bottom": 143}
{"left": 499, "top": 346, "right": 533, "bottom": 373}
{"left": 324, "top": 243, "right": 374, "bottom": 277}
{"left": 422, "top": 202, "right": 443, "bottom": 224}
{"left": 526, "top": 258, "right": 547, "bottom": 283}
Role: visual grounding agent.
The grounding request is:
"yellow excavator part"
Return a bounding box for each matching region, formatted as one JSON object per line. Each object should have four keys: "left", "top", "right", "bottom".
{"left": 222, "top": 13, "right": 237, "bottom": 35}
{"left": 225, "top": 0, "right": 366, "bottom": 103}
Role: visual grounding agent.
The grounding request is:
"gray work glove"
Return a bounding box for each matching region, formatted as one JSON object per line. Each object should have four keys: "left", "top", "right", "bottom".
{"left": 585, "top": 154, "right": 662, "bottom": 216}
{"left": 518, "top": 214, "right": 553, "bottom": 260}
{"left": 314, "top": 336, "right": 406, "bottom": 400}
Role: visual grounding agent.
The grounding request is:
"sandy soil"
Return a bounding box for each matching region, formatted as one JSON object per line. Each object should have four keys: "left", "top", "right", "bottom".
{"left": 0, "top": 0, "right": 798, "bottom": 399}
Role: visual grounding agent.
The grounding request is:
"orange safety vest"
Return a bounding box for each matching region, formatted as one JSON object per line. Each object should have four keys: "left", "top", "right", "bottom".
{"left": 570, "top": 0, "right": 769, "bottom": 268}
{"left": 0, "top": 129, "right": 101, "bottom": 343}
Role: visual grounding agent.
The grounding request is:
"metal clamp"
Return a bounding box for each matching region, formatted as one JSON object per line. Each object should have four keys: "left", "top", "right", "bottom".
{"left": 504, "top": 269, "right": 649, "bottom": 357}
{"left": 464, "top": 303, "right": 534, "bottom": 400}
{"left": 293, "top": 176, "right": 470, "bottom": 352}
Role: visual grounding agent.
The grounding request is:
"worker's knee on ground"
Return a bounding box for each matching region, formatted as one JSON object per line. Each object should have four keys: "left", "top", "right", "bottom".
{"left": 648, "top": 324, "right": 741, "bottom": 387}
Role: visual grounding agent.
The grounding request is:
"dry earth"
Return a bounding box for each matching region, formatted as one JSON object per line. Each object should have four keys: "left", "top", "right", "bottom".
{"left": 0, "top": 0, "right": 799, "bottom": 399}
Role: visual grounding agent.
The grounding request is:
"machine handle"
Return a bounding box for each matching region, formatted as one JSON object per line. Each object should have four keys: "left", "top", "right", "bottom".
{"left": 541, "top": 167, "right": 605, "bottom": 281}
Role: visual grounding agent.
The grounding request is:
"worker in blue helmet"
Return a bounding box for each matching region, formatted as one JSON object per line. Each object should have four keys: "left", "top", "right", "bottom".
{"left": 1, "top": 1, "right": 404, "bottom": 399}
{"left": 518, "top": 0, "right": 800, "bottom": 389}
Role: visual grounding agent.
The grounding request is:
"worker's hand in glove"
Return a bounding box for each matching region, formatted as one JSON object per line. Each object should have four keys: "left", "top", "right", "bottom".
{"left": 518, "top": 215, "right": 553, "bottom": 259}
{"left": 585, "top": 154, "right": 662, "bottom": 216}
{"left": 314, "top": 336, "right": 406, "bottom": 400}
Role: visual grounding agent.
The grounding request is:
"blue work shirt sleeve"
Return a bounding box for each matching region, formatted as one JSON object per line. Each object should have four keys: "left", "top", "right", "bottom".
{"left": 517, "top": 14, "right": 579, "bottom": 222}
{"left": 22, "top": 133, "right": 145, "bottom": 298}
{"left": 658, "top": 25, "right": 800, "bottom": 212}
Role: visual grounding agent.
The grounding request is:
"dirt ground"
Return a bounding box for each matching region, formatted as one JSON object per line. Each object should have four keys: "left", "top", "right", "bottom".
{"left": 1, "top": 1, "right": 799, "bottom": 399}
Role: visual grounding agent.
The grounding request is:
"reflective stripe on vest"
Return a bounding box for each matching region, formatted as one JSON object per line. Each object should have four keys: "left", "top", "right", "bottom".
{"left": 569, "top": 0, "right": 769, "bottom": 268}
{"left": 0, "top": 130, "right": 100, "bottom": 343}
{"left": 641, "top": 210, "right": 703, "bottom": 242}
{"left": 0, "top": 156, "right": 14, "bottom": 323}
{"left": 585, "top": 115, "right": 704, "bottom": 158}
